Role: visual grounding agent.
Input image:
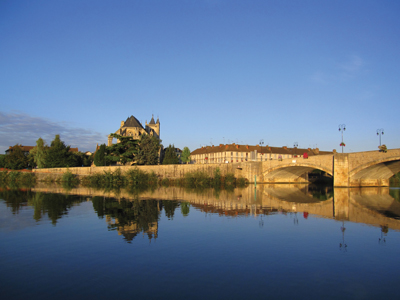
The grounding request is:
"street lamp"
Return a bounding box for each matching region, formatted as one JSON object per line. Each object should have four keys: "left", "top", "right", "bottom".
{"left": 293, "top": 142, "right": 298, "bottom": 158}
{"left": 259, "top": 139, "right": 264, "bottom": 162}
{"left": 376, "top": 128, "right": 384, "bottom": 147}
{"left": 338, "top": 124, "right": 346, "bottom": 153}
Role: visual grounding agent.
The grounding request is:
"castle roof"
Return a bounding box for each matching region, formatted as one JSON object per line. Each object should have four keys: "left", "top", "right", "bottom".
{"left": 123, "top": 115, "right": 144, "bottom": 129}
{"left": 149, "top": 115, "right": 156, "bottom": 125}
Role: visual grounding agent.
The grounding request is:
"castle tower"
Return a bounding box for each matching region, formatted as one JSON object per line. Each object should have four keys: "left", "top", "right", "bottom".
{"left": 146, "top": 114, "right": 160, "bottom": 139}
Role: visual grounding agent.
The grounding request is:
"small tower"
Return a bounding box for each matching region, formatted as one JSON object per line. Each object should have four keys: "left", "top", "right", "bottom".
{"left": 146, "top": 114, "right": 160, "bottom": 139}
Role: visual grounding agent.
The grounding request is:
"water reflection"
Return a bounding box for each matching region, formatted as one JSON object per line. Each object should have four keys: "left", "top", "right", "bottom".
{"left": 1, "top": 184, "right": 400, "bottom": 242}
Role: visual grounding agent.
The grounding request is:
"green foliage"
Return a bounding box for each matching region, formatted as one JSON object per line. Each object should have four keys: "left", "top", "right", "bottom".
{"left": 19, "top": 172, "right": 36, "bottom": 185}
{"left": 180, "top": 202, "right": 190, "bottom": 217}
{"left": 0, "top": 171, "right": 36, "bottom": 186}
{"left": 181, "top": 147, "right": 191, "bottom": 164}
{"left": 125, "top": 168, "right": 158, "bottom": 187}
{"left": 94, "top": 144, "right": 107, "bottom": 166}
{"left": 162, "top": 144, "right": 179, "bottom": 165}
{"left": 224, "top": 173, "right": 236, "bottom": 186}
{"left": 136, "top": 134, "right": 161, "bottom": 165}
{"left": 163, "top": 200, "right": 179, "bottom": 219}
{"left": 184, "top": 171, "right": 211, "bottom": 188}
{"left": 103, "top": 168, "right": 126, "bottom": 186}
{"left": 106, "top": 133, "right": 139, "bottom": 165}
{"left": 4, "top": 145, "right": 29, "bottom": 170}
{"left": 30, "top": 138, "right": 47, "bottom": 168}
{"left": 236, "top": 177, "right": 248, "bottom": 187}
{"left": 161, "top": 178, "right": 170, "bottom": 186}
{"left": 91, "top": 197, "right": 161, "bottom": 241}
{"left": 213, "top": 167, "right": 222, "bottom": 188}
{"left": 45, "top": 135, "right": 79, "bottom": 168}
{"left": 390, "top": 172, "right": 400, "bottom": 187}
{"left": 71, "top": 151, "right": 91, "bottom": 167}
{"left": 0, "top": 154, "right": 6, "bottom": 168}
{"left": 61, "top": 170, "right": 79, "bottom": 185}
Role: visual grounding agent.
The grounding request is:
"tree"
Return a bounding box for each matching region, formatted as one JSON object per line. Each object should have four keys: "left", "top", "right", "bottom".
{"left": 181, "top": 147, "right": 191, "bottom": 164}
{"left": 0, "top": 154, "right": 5, "bottom": 168}
{"left": 162, "top": 144, "right": 179, "bottom": 165}
{"left": 29, "top": 138, "right": 47, "bottom": 168}
{"left": 106, "top": 133, "right": 139, "bottom": 165}
{"left": 136, "top": 134, "right": 161, "bottom": 165}
{"left": 4, "top": 145, "right": 29, "bottom": 170}
{"left": 74, "top": 151, "right": 92, "bottom": 167}
{"left": 45, "top": 135, "right": 79, "bottom": 168}
{"left": 94, "top": 144, "right": 107, "bottom": 166}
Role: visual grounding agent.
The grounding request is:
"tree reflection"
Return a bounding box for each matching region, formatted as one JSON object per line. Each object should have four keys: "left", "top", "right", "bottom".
{"left": 92, "top": 197, "right": 162, "bottom": 242}
{"left": 180, "top": 202, "right": 190, "bottom": 217}
{"left": 163, "top": 200, "right": 179, "bottom": 220}
{"left": 0, "top": 189, "right": 85, "bottom": 225}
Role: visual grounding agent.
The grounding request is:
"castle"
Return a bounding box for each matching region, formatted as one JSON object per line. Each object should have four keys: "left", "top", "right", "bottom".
{"left": 108, "top": 115, "right": 160, "bottom": 146}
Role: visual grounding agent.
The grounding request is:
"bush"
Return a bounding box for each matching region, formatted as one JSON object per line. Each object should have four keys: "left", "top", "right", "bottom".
{"left": 224, "top": 173, "right": 236, "bottom": 187}
{"left": 0, "top": 171, "right": 36, "bottom": 186}
{"left": 19, "top": 173, "right": 36, "bottom": 185}
{"left": 184, "top": 171, "right": 211, "bottom": 188}
{"left": 161, "top": 178, "right": 170, "bottom": 186}
{"left": 236, "top": 177, "right": 248, "bottom": 188}
{"left": 213, "top": 167, "right": 222, "bottom": 188}
{"left": 61, "top": 170, "right": 79, "bottom": 185}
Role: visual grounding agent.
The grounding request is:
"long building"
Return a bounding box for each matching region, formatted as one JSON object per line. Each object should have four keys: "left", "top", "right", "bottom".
{"left": 190, "top": 143, "right": 332, "bottom": 164}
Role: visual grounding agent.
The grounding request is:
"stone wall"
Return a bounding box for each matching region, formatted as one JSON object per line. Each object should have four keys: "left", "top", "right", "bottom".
{"left": 32, "top": 162, "right": 261, "bottom": 182}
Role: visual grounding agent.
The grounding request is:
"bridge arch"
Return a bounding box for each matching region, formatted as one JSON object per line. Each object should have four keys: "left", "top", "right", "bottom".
{"left": 263, "top": 162, "right": 333, "bottom": 183}
{"left": 349, "top": 156, "right": 400, "bottom": 181}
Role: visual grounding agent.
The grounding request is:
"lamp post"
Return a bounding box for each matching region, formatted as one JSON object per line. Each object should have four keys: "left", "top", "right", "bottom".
{"left": 376, "top": 128, "right": 384, "bottom": 147}
{"left": 259, "top": 139, "right": 264, "bottom": 162}
{"left": 293, "top": 142, "right": 298, "bottom": 158}
{"left": 338, "top": 124, "right": 346, "bottom": 153}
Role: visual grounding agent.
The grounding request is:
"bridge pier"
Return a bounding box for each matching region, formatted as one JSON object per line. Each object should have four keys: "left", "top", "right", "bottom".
{"left": 334, "top": 188, "right": 349, "bottom": 220}
{"left": 333, "top": 154, "right": 349, "bottom": 187}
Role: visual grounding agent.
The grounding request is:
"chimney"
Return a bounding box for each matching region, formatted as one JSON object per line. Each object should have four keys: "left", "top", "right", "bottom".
{"left": 120, "top": 121, "right": 124, "bottom": 128}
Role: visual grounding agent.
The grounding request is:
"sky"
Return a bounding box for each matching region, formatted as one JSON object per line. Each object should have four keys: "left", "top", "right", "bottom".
{"left": 1, "top": 0, "right": 399, "bottom": 154}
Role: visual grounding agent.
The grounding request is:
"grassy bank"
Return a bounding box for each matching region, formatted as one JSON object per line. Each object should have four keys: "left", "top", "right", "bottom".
{"left": 0, "top": 171, "right": 36, "bottom": 186}
{"left": 32, "top": 167, "right": 249, "bottom": 191}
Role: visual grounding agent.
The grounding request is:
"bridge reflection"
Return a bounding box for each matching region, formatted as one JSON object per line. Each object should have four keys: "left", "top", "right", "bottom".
{"left": 30, "top": 183, "right": 400, "bottom": 231}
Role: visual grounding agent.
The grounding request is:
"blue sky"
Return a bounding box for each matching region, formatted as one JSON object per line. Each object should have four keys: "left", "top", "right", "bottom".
{"left": 1, "top": 0, "right": 399, "bottom": 154}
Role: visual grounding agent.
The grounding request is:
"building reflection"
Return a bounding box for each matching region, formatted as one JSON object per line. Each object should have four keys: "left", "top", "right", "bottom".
{"left": 1, "top": 184, "right": 399, "bottom": 243}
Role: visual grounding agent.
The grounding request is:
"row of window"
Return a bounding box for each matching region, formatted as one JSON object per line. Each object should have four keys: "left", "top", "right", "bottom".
{"left": 191, "top": 153, "right": 302, "bottom": 164}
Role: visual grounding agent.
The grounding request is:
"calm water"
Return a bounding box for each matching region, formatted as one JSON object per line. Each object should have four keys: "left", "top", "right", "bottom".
{"left": 1, "top": 184, "right": 400, "bottom": 300}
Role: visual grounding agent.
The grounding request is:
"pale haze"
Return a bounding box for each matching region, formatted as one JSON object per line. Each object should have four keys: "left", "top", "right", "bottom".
{"left": 1, "top": 0, "right": 399, "bottom": 154}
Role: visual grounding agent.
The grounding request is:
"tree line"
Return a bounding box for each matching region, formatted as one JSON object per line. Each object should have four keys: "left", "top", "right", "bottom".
{"left": 0, "top": 135, "right": 92, "bottom": 170}
{"left": 0, "top": 133, "right": 191, "bottom": 170}
{"left": 93, "top": 133, "right": 191, "bottom": 166}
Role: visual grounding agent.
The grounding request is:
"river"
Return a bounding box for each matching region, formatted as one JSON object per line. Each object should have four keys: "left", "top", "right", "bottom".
{"left": 1, "top": 184, "right": 400, "bottom": 300}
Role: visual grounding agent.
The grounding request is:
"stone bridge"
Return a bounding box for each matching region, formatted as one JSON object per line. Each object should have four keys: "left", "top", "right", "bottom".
{"left": 32, "top": 149, "right": 400, "bottom": 187}
{"left": 258, "top": 148, "right": 400, "bottom": 187}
